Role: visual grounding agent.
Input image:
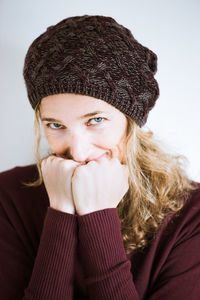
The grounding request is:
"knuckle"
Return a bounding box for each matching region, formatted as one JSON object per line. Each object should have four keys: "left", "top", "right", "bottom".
{"left": 62, "top": 159, "right": 75, "bottom": 168}
{"left": 76, "top": 164, "right": 84, "bottom": 172}
{"left": 41, "top": 158, "right": 47, "bottom": 168}
{"left": 87, "top": 160, "right": 97, "bottom": 166}
{"left": 46, "top": 155, "right": 54, "bottom": 164}
{"left": 73, "top": 164, "right": 85, "bottom": 176}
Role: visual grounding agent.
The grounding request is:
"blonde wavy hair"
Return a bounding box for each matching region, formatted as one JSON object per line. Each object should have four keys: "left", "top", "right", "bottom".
{"left": 27, "top": 103, "right": 195, "bottom": 253}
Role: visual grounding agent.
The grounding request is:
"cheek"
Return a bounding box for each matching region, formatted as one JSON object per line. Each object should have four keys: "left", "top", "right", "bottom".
{"left": 97, "top": 128, "right": 126, "bottom": 158}
{"left": 44, "top": 131, "right": 65, "bottom": 153}
{"left": 98, "top": 135, "right": 120, "bottom": 148}
{"left": 93, "top": 127, "right": 121, "bottom": 146}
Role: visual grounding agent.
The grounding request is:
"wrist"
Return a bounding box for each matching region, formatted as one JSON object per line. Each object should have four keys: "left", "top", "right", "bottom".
{"left": 49, "top": 201, "right": 75, "bottom": 215}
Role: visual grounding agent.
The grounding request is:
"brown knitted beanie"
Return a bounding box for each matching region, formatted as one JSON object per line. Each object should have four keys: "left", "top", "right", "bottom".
{"left": 23, "top": 15, "right": 159, "bottom": 127}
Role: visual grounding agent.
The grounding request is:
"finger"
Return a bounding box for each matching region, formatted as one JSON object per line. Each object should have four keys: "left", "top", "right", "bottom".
{"left": 72, "top": 162, "right": 84, "bottom": 176}
{"left": 49, "top": 156, "right": 63, "bottom": 163}
{"left": 41, "top": 155, "right": 54, "bottom": 166}
{"left": 41, "top": 159, "right": 46, "bottom": 169}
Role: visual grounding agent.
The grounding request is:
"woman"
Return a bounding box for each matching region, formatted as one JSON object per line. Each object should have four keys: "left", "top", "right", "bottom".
{"left": 0, "top": 15, "right": 199, "bottom": 299}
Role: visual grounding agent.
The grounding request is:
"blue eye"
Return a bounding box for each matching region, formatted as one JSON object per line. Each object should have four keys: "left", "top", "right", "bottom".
{"left": 88, "top": 117, "right": 105, "bottom": 125}
{"left": 46, "top": 117, "right": 105, "bottom": 130}
{"left": 47, "top": 123, "right": 64, "bottom": 129}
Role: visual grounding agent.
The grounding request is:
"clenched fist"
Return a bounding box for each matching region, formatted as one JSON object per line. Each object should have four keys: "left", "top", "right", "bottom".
{"left": 41, "top": 148, "right": 129, "bottom": 216}
{"left": 41, "top": 156, "right": 81, "bottom": 214}
{"left": 71, "top": 155, "right": 129, "bottom": 215}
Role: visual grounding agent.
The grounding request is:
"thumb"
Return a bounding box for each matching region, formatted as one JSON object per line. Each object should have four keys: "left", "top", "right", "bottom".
{"left": 110, "top": 147, "right": 120, "bottom": 159}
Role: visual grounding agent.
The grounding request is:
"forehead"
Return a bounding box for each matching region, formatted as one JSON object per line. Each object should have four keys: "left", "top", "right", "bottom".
{"left": 40, "top": 93, "right": 120, "bottom": 116}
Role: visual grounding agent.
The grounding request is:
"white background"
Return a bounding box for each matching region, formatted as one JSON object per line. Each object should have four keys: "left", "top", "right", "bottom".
{"left": 0, "top": 0, "right": 200, "bottom": 181}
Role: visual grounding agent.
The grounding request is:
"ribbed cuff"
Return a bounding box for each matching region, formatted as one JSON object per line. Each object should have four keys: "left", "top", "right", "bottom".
{"left": 77, "top": 208, "right": 138, "bottom": 299}
{"left": 24, "top": 207, "right": 77, "bottom": 299}
{"left": 77, "top": 208, "right": 127, "bottom": 274}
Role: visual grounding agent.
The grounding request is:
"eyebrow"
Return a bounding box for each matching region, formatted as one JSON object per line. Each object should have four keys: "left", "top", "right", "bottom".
{"left": 41, "top": 111, "right": 106, "bottom": 123}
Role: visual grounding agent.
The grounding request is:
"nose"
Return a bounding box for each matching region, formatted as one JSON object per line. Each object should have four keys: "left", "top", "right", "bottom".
{"left": 64, "top": 133, "right": 91, "bottom": 163}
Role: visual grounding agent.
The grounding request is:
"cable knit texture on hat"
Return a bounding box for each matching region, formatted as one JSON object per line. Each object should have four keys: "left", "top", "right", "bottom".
{"left": 23, "top": 15, "right": 159, "bottom": 127}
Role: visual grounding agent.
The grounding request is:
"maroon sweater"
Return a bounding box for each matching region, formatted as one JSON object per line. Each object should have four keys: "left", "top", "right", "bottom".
{"left": 0, "top": 165, "right": 200, "bottom": 299}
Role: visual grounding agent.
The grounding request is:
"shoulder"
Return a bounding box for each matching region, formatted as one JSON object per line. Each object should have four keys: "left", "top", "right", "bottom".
{"left": 0, "top": 164, "right": 39, "bottom": 201}
{"left": 177, "top": 181, "right": 200, "bottom": 228}
{"left": 0, "top": 165, "right": 49, "bottom": 252}
{"left": 160, "top": 181, "right": 200, "bottom": 247}
{"left": 0, "top": 164, "right": 48, "bottom": 215}
{"left": 0, "top": 164, "right": 38, "bottom": 188}
{"left": 174, "top": 182, "right": 200, "bottom": 225}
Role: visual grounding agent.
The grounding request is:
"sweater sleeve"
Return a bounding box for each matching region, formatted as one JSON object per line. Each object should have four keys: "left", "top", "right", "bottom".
{"left": 77, "top": 208, "right": 139, "bottom": 300}
{"left": 77, "top": 202, "right": 200, "bottom": 300}
{"left": 23, "top": 207, "right": 77, "bottom": 299}
{"left": 0, "top": 201, "right": 77, "bottom": 299}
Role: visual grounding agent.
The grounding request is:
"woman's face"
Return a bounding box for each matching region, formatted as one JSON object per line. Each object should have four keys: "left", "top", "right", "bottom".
{"left": 40, "top": 93, "right": 128, "bottom": 163}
